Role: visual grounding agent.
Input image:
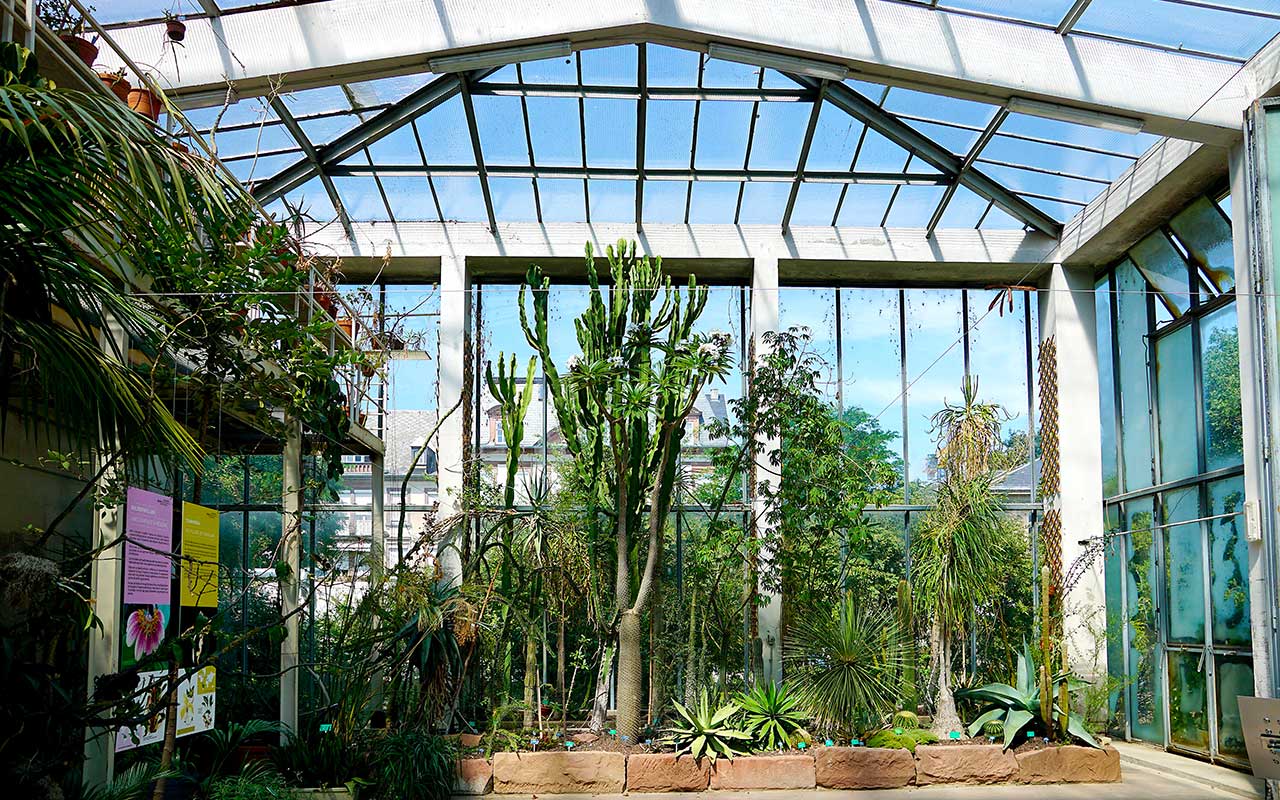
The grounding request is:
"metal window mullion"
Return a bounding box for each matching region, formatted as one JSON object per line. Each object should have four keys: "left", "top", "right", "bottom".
{"left": 685, "top": 54, "right": 707, "bottom": 224}
{"left": 899, "top": 289, "right": 910, "bottom": 506}
{"left": 926, "top": 106, "right": 1008, "bottom": 236}
{"left": 269, "top": 97, "right": 355, "bottom": 241}
{"left": 880, "top": 153, "right": 915, "bottom": 227}
{"left": 781, "top": 80, "right": 828, "bottom": 231}
{"left": 1158, "top": 0, "right": 1280, "bottom": 20}
{"left": 458, "top": 73, "right": 498, "bottom": 230}
{"left": 364, "top": 148, "right": 397, "bottom": 223}
{"left": 734, "top": 66, "right": 768, "bottom": 225}
{"left": 409, "top": 119, "right": 445, "bottom": 222}
{"left": 636, "top": 44, "right": 648, "bottom": 226}
{"left": 975, "top": 199, "right": 995, "bottom": 228}
{"left": 1056, "top": 0, "right": 1095, "bottom": 33}
{"left": 831, "top": 87, "right": 889, "bottom": 227}
{"left": 976, "top": 157, "right": 1113, "bottom": 185}
{"left": 577, "top": 53, "right": 590, "bottom": 223}
{"left": 514, "top": 63, "right": 543, "bottom": 223}
{"left": 893, "top": 113, "right": 1142, "bottom": 161}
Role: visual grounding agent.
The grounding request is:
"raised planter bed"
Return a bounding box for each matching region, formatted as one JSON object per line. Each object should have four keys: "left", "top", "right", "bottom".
{"left": 464, "top": 744, "right": 1121, "bottom": 794}
{"left": 709, "top": 753, "right": 815, "bottom": 790}
{"left": 626, "top": 753, "right": 710, "bottom": 792}
{"left": 492, "top": 751, "right": 625, "bottom": 794}
{"left": 815, "top": 746, "right": 915, "bottom": 789}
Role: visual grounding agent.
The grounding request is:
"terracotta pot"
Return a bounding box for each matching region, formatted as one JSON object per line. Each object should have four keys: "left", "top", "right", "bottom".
{"left": 357, "top": 411, "right": 368, "bottom": 427}
{"left": 336, "top": 317, "right": 355, "bottom": 339}
{"left": 98, "top": 72, "right": 131, "bottom": 102}
{"left": 165, "top": 19, "right": 186, "bottom": 42}
{"left": 316, "top": 290, "right": 338, "bottom": 316}
{"left": 60, "top": 34, "right": 98, "bottom": 67}
{"left": 360, "top": 362, "right": 376, "bottom": 378}
{"left": 169, "top": 140, "right": 190, "bottom": 154}
{"left": 127, "top": 87, "right": 162, "bottom": 123}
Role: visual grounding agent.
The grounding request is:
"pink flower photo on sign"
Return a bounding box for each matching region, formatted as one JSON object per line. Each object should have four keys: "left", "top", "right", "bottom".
{"left": 124, "top": 487, "right": 173, "bottom": 606}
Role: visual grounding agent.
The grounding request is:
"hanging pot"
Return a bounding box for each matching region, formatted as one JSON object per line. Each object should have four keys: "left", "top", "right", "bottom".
{"left": 336, "top": 317, "right": 355, "bottom": 339}
{"left": 60, "top": 34, "right": 98, "bottom": 67}
{"left": 315, "top": 290, "right": 338, "bottom": 316}
{"left": 165, "top": 18, "right": 187, "bottom": 42}
{"left": 127, "top": 87, "right": 163, "bottom": 123}
{"left": 98, "top": 72, "right": 131, "bottom": 102}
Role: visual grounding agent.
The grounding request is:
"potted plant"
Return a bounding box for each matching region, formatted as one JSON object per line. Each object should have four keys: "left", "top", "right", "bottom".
{"left": 97, "top": 67, "right": 129, "bottom": 101}
{"left": 37, "top": 1, "right": 98, "bottom": 66}
{"left": 127, "top": 75, "right": 164, "bottom": 122}
{"left": 164, "top": 10, "right": 186, "bottom": 42}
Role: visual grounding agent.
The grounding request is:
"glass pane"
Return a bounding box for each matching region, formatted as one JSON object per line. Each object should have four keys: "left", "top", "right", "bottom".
{"left": 779, "top": 288, "right": 838, "bottom": 405}
{"left": 1200, "top": 305, "right": 1243, "bottom": 471}
{"left": 1097, "top": 276, "right": 1119, "bottom": 496}
{"left": 969, "top": 289, "right": 1031, "bottom": 481}
{"left": 841, "top": 289, "right": 905, "bottom": 503}
{"left": 1167, "top": 650, "right": 1209, "bottom": 753}
{"left": 1216, "top": 655, "right": 1254, "bottom": 761}
{"left": 904, "top": 290, "right": 964, "bottom": 492}
{"left": 1130, "top": 231, "right": 1190, "bottom": 320}
{"left": 1103, "top": 503, "right": 1126, "bottom": 731}
{"left": 1162, "top": 487, "right": 1205, "bottom": 644}
{"left": 1155, "top": 324, "right": 1198, "bottom": 483}
{"left": 1208, "top": 476, "right": 1251, "bottom": 647}
{"left": 1125, "top": 498, "right": 1164, "bottom": 743}
{"left": 1168, "top": 196, "right": 1235, "bottom": 296}
{"left": 1116, "top": 260, "right": 1153, "bottom": 492}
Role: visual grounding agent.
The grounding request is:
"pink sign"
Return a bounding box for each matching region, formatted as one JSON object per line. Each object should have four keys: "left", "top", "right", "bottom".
{"left": 124, "top": 487, "right": 173, "bottom": 605}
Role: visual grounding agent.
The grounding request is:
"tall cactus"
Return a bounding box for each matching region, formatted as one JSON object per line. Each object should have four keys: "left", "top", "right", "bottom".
{"left": 519, "top": 241, "right": 732, "bottom": 737}
{"left": 897, "top": 579, "right": 917, "bottom": 710}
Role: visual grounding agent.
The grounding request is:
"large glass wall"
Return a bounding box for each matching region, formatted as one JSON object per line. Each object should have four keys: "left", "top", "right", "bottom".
{"left": 1095, "top": 192, "right": 1249, "bottom": 764}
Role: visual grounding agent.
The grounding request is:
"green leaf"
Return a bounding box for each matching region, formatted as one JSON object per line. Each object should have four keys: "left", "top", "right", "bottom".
{"left": 1002, "top": 709, "right": 1035, "bottom": 750}
{"left": 1066, "top": 713, "right": 1101, "bottom": 749}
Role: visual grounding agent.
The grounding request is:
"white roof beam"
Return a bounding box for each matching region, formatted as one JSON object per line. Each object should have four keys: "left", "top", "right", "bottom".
{"left": 99, "top": 0, "right": 1250, "bottom": 143}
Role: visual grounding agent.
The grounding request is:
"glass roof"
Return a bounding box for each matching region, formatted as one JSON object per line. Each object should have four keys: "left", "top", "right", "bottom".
{"left": 108, "top": 0, "right": 1277, "bottom": 233}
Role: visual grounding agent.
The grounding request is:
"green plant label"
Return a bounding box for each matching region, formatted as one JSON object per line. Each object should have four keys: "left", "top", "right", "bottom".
{"left": 1026, "top": 731, "right": 1035, "bottom": 738}
{"left": 949, "top": 731, "right": 961, "bottom": 740}
{"left": 824, "top": 739, "right": 834, "bottom": 747}
{"left": 894, "top": 728, "right": 904, "bottom": 735}
{"left": 609, "top": 729, "right": 617, "bottom": 736}
{"left": 797, "top": 741, "right": 806, "bottom": 749}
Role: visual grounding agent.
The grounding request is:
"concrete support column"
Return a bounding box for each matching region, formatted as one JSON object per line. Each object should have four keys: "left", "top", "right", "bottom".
{"left": 751, "top": 252, "right": 782, "bottom": 685}
{"left": 279, "top": 416, "right": 303, "bottom": 740}
{"left": 1230, "top": 138, "right": 1278, "bottom": 701}
{"left": 1037, "top": 263, "right": 1107, "bottom": 677}
{"left": 436, "top": 254, "right": 472, "bottom": 586}
{"left": 82, "top": 314, "right": 128, "bottom": 786}
{"left": 370, "top": 451, "right": 386, "bottom": 581}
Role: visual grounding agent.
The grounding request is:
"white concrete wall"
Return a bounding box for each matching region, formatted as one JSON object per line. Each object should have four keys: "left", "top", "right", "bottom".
{"left": 1038, "top": 263, "right": 1108, "bottom": 678}
{"left": 435, "top": 254, "right": 471, "bottom": 585}
{"left": 751, "top": 253, "right": 782, "bottom": 684}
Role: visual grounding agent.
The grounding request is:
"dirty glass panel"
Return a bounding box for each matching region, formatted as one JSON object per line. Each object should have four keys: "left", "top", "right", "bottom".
{"left": 1130, "top": 231, "right": 1190, "bottom": 321}
{"left": 968, "top": 289, "right": 1031, "bottom": 476}
{"left": 1162, "top": 487, "right": 1205, "bottom": 644}
{"left": 1167, "top": 649, "right": 1209, "bottom": 753}
{"left": 1155, "top": 324, "right": 1197, "bottom": 483}
{"left": 1097, "top": 276, "right": 1119, "bottom": 497}
{"left": 1200, "top": 305, "right": 1243, "bottom": 472}
{"left": 1125, "top": 498, "right": 1164, "bottom": 743}
{"left": 1103, "top": 503, "right": 1126, "bottom": 731}
{"left": 1115, "top": 260, "right": 1153, "bottom": 492}
{"left": 779, "top": 288, "right": 838, "bottom": 405}
{"left": 1168, "top": 196, "right": 1235, "bottom": 297}
{"left": 904, "top": 290, "right": 964, "bottom": 492}
{"left": 1207, "top": 476, "right": 1250, "bottom": 647}
{"left": 1216, "top": 655, "right": 1254, "bottom": 761}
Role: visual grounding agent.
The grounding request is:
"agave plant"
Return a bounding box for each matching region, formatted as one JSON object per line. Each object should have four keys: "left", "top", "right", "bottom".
{"left": 956, "top": 642, "right": 1098, "bottom": 750}
{"left": 661, "top": 691, "right": 752, "bottom": 764}
{"left": 736, "top": 683, "right": 809, "bottom": 751}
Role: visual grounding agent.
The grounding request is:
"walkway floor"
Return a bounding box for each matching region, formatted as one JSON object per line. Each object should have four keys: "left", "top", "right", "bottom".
{"left": 1111, "top": 740, "right": 1263, "bottom": 799}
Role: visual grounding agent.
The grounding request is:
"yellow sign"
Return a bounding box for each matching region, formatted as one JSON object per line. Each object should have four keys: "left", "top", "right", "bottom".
{"left": 180, "top": 502, "right": 219, "bottom": 607}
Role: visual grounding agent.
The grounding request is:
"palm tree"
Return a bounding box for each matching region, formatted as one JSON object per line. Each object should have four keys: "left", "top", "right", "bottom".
{"left": 912, "top": 377, "right": 1010, "bottom": 735}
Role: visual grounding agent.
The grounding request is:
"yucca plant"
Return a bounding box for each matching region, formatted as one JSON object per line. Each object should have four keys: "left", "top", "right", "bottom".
{"left": 736, "top": 683, "right": 809, "bottom": 751}
{"left": 784, "top": 597, "right": 904, "bottom": 737}
{"left": 661, "top": 691, "right": 751, "bottom": 764}
{"left": 956, "top": 641, "right": 1098, "bottom": 751}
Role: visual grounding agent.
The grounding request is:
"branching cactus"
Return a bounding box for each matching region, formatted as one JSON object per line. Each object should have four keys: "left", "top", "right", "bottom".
{"left": 519, "top": 240, "right": 733, "bottom": 737}
{"left": 485, "top": 353, "right": 537, "bottom": 509}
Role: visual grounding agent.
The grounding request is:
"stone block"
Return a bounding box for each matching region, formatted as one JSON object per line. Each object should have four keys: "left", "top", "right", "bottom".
{"left": 453, "top": 758, "right": 493, "bottom": 795}
{"left": 1015, "top": 745, "right": 1121, "bottom": 784}
{"left": 710, "top": 754, "right": 815, "bottom": 790}
{"left": 492, "top": 751, "right": 625, "bottom": 794}
{"left": 914, "top": 744, "right": 1019, "bottom": 784}
{"left": 626, "top": 753, "right": 711, "bottom": 792}
{"left": 815, "top": 747, "right": 915, "bottom": 789}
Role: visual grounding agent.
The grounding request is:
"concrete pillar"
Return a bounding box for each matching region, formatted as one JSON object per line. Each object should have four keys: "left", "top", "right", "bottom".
{"left": 370, "top": 451, "right": 386, "bottom": 581}
{"left": 82, "top": 314, "right": 128, "bottom": 786}
{"left": 1037, "top": 263, "right": 1107, "bottom": 677}
{"left": 436, "top": 254, "right": 471, "bottom": 586}
{"left": 751, "top": 252, "right": 782, "bottom": 685}
{"left": 279, "top": 416, "right": 303, "bottom": 740}
{"left": 1230, "top": 139, "right": 1278, "bottom": 701}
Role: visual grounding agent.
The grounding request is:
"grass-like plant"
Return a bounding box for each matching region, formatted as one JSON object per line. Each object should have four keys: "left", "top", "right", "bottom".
{"left": 662, "top": 691, "right": 752, "bottom": 764}
{"left": 956, "top": 642, "right": 1099, "bottom": 751}
{"left": 736, "top": 683, "right": 809, "bottom": 751}
{"left": 784, "top": 596, "right": 904, "bottom": 736}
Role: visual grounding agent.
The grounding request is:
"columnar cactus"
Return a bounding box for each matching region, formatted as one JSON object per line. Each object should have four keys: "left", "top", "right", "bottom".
{"left": 519, "top": 241, "right": 733, "bottom": 738}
